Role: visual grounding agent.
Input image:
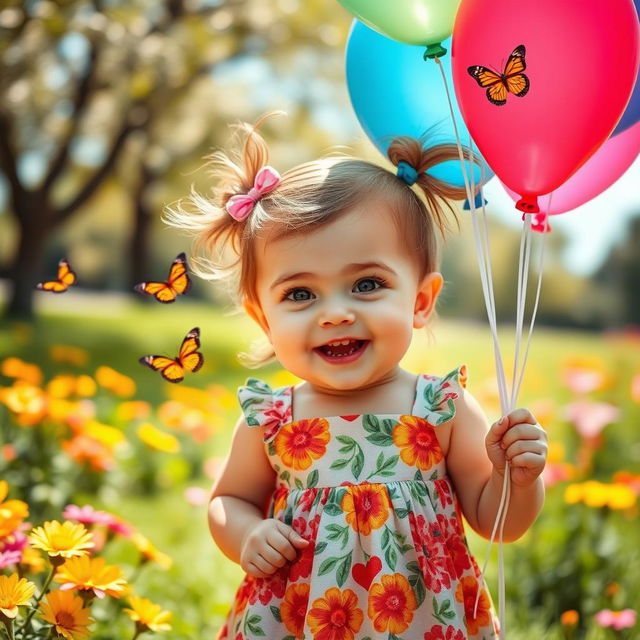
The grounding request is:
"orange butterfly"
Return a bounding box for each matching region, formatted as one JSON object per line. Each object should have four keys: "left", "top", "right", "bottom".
{"left": 468, "top": 44, "right": 530, "bottom": 106}
{"left": 134, "top": 253, "right": 191, "bottom": 303}
{"left": 139, "top": 327, "right": 203, "bottom": 383}
{"left": 35, "top": 258, "right": 77, "bottom": 293}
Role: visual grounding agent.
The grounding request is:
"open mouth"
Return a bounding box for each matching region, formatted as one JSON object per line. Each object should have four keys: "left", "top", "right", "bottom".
{"left": 314, "top": 339, "right": 368, "bottom": 362}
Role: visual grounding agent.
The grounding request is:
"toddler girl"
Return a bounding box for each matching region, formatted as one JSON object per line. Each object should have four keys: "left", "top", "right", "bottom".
{"left": 172, "top": 117, "right": 547, "bottom": 639}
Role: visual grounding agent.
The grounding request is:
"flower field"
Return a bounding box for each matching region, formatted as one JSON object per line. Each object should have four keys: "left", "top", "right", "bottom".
{"left": 0, "top": 302, "right": 638, "bottom": 639}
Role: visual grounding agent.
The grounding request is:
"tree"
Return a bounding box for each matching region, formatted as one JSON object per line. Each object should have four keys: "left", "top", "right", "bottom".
{"left": 0, "top": 0, "right": 352, "bottom": 318}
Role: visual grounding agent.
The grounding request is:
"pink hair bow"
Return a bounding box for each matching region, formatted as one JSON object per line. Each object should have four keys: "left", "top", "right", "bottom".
{"left": 225, "top": 165, "right": 281, "bottom": 221}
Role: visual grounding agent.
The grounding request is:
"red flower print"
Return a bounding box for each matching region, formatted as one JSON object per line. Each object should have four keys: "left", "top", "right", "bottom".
{"left": 263, "top": 396, "right": 292, "bottom": 440}
{"left": 297, "top": 488, "right": 318, "bottom": 513}
{"left": 455, "top": 575, "right": 493, "bottom": 636}
{"left": 290, "top": 515, "right": 320, "bottom": 582}
{"left": 424, "top": 624, "right": 466, "bottom": 640}
{"left": 434, "top": 479, "right": 453, "bottom": 509}
{"left": 249, "top": 567, "right": 287, "bottom": 606}
{"left": 407, "top": 512, "right": 453, "bottom": 593}
{"left": 435, "top": 513, "right": 471, "bottom": 580}
{"left": 368, "top": 573, "right": 417, "bottom": 634}
{"left": 233, "top": 576, "right": 256, "bottom": 615}
{"left": 307, "top": 587, "right": 364, "bottom": 640}
{"left": 281, "top": 582, "right": 310, "bottom": 638}
{"left": 274, "top": 418, "right": 330, "bottom": 471}
{"left": 341, "top": 485, "right": 391, "bottom": 536}
{"left": 393, "top": 416, "right": 443, "bottom": 470}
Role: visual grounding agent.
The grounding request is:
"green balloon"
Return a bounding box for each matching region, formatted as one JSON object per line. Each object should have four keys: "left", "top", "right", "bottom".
{"left": 337, "top": 0, "right": 460, "bottom": 55}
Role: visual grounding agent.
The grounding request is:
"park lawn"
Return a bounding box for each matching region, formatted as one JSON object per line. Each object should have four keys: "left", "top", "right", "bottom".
{"left": 1, "top": 298, "right": 638, "bottom": 638}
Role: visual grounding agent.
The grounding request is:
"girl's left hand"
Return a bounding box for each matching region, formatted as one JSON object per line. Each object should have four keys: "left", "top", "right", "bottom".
{"left": 485, "top": 408, "right": 548, "bottom": 488}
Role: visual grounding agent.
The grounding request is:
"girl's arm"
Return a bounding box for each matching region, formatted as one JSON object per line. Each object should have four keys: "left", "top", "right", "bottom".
{"left": 208, "top": 414, "right": 277, "bottom": 563}
{"left": 446, "top": 390, "right": 546, "bottom": 542}
{"left": 208, "top": 415, "right": 308, "bottom": 574}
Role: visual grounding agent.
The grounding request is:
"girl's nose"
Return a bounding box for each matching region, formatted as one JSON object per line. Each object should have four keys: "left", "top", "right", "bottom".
{"left": 318, "top": 305, "right": 356, "bottom": 328}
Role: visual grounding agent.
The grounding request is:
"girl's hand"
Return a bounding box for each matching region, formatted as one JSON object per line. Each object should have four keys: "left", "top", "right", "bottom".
{"left": 240, "top": 518, "right": 309, "bottom": 578}
{"left": 485, "top": 408, "right": 548, "bottom": 488}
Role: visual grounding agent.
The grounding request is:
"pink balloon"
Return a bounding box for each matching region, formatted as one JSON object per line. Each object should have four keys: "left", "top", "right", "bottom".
{"left": 452, "top": 0, "right": 639, "bottom": 214}
{"left": 502, "top": 122, "right": 640, "bottom": 217}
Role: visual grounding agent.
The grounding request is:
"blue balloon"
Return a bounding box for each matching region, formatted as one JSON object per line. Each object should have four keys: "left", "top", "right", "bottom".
{"left": 612, "top": 0, "right": 640, "bottom": 136}
{"left": 346, "top": 20, "right": 493, "bottom": 190}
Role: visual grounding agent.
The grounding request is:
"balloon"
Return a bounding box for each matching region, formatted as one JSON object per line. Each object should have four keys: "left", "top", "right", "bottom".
{"left": 338, "top": 0, "right": 461, "bottom": 58}
{"left": 346, "top": 20, "right": 493, "bottom": 191}
{"left": 451, "top": 0, "right": 639, "bottom": 214}
{"left": 502, "top": 121, "right": 640, "bottom": 216}
{"left": 612, "top": 0, "right": 640, "bottom": 136}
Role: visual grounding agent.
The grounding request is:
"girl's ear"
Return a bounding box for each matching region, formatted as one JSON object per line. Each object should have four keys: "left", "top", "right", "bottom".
{"left": 243, "top": 298, "right": 271, "bottom": 339}
{"left": 413, "top": 272, "right": 443, "bottom": 329}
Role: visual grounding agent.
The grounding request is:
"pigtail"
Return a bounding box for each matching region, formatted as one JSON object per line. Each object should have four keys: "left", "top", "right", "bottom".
{"left": 163, "top": 114, "right": 276, "bottom": 284}
{"left": 387, "top": 137, "right": 478, "bottom": 234}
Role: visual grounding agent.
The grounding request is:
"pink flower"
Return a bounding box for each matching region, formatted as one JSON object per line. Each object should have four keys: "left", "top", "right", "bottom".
{"left": 562, "top": 366, "right": 606, "bottom": 394}
{"left": 595, "top": 609, "right": 637, "bottom": 630}
{"left": 63, "top": 504, "right": 113, "bottom": 526}
{"left": 565, "top": 399, "right": 620, "bottom": 439}
{"left": 104, "top": 516, "right": 134, "bottom": 537}
{"left": 184, "top": 486, "right": 209, "bottom": 506}
{"left": 542, "top": 462, "right": 572, "bottom": 488}
{"left": 631, "top": 374, "right": 640, "bottom": 403}
{"left": 0, "top": 530, "right": 28, "bottom": 569}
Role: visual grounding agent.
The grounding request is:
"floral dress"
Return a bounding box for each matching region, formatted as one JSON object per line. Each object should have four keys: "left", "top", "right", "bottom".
{"left": 216, "top": 367, "right": 500, "bottom": 640}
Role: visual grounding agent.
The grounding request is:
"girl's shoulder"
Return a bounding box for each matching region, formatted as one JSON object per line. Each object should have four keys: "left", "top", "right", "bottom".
{"left": 237, "top": 377, "right": 293, "bottom": 442}
{"left": 413, "top": 364, "right": 468, "bottom": 426}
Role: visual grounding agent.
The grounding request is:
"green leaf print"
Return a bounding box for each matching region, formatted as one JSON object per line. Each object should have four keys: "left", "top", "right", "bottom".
{"left": 433, "top": 597, "right": 456, "bottom": 625}
{"left": 270, "top": 605, "right": 282, "bottom": 622}
{"left": 325, "top": 524, "right": 350, "bottom": 550}
{"left": 363, "top": 415, "right": 393, "bottom": 447}
{"left": 294, "top": 478, "right": 304, "bottom": 490}
{"left": 243, "top": 613, "right": 266, "bottom": 637}
{"left": 336, "top": 552, "right": 353, "bottom": 587}
{"left": 330, "top": 436, "right": 364, "bottom": 480}
{"left": 307, "top": 469, "right": 319, "bottom": 488}
{"left": 384, "top": 544, "right": 398, "bottom": 570}
{"left": 366, "top": 452, "right": 399, "bottom": 480}
{"left": 314, "top": 541, "right": 328, "bottom": 555}
{"left": 280, "top": 470, "right": 291, "bottom": 484}
{"left": 323, "top": 501, "right": 343, "bottom": 517}
{"left": 407, "top": 561, "right": 427, "bottom": 608}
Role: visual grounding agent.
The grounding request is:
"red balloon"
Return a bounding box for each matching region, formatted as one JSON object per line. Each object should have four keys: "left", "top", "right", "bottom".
{"left": 452, "top": 0, "right": 639, "bottom": 214}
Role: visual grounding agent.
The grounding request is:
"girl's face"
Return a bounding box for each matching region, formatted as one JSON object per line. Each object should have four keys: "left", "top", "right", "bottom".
{"left": 245, "top": 203, "right": 443, "bottom": 394}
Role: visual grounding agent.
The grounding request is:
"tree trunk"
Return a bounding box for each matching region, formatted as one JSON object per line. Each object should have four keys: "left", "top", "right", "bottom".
{"left": 128, "top": 163, "right": 155, "bottom": 292}
{"left": 5, "top": 199, "right": 52, "bottom": 319}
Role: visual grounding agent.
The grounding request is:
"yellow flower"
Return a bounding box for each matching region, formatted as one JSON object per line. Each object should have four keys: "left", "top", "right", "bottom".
{"left": 607, "top": 484, "right": 636, "bottom": 510}
{"left": 95, "top": 366, "right": 136, "bottom": 397}
{"left": 130, "top": 532, "right": 172, "bottom": 569}
{"left": 29, "top": 521, "right": 94, "bottom": 563}
{"left": 137, "top": 423, "right": 180, "bottom": 453}
{"left": 564, "top": 483, "right": 584, "bottom": 505}
{"left": 40, "top": 590, "right": 93, "bottom": 640}
{"left": 582, "top": 481, "right": 609, "bottom": 508}
{"left": 115, "top": 401, "right": 151, "bottom": 422}
{"left": 19, "top": 547, "right": 46, "bottom": 574}
{"left": 47, "top": 375, "right": 78, "bottom": 399}
{"left": 49, "top": 345, "right": 90, "bottom": 367}
{"left": 123, "top": 595, "right": 172, "bottom": 633}
{"left": 0, "top": 382, "right": 47, "bottom": 426}
{"left": 0, "top": 480, "right": 29, "bottom": 538}
{"left": 0, "top": 574, "right": 36, "bottom": 619}
{"left": 54, "top": 556, "right": 128, "bottom": 599}
{"left": 83, "top": 420, "right": 126, "bottom": 449}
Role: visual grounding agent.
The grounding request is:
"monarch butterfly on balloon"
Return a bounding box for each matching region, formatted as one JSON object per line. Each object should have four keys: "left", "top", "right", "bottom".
{"left": 35, "top": 258, "right": 77, "bottom": 293}
{"left": 139, "top": 327, "right": 204, "bottom": 383}
{"left": 134, "top": 252, "right": 191, "bottom": 303}
{"left": 468, "top": 44, "right": 530, "bottom": 106}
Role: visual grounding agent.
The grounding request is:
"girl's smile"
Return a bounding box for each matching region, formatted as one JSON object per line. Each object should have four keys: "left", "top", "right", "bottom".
{"left": 314, "top": 338, "right": 369, "bottom": 363}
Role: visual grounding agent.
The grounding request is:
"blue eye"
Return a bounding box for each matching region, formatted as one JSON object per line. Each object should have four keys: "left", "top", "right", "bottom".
{"left": 354, "top": 277, "right": 386, "bottom": 293}
{"left": 284, "top": 288, "right": 314, "bottom": 302}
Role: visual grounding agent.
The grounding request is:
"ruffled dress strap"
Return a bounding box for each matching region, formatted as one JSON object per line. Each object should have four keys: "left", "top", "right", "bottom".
{"left": 237, "top": 378, "right": 293, "bottom": 442}
{"left": 412, "top": 365, "right": 468, "bottom": 425}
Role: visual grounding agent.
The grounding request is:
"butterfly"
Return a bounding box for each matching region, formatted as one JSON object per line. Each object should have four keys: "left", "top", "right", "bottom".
{"left": 468, "top": 44, "right": 530, "bottom": 106}
{"left": 139, "top": 327, "right": 204, "bottom": 383}
{"left": 134, "top": 253, "right": 191, "bottom": 303}
{"left": 35, "top": 258, "right": 77, "bottom": 293}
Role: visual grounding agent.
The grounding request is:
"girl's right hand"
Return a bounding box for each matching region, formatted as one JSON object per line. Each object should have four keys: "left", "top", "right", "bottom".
{"left": 240, "top": 518, "right": 310, "bottom": 578}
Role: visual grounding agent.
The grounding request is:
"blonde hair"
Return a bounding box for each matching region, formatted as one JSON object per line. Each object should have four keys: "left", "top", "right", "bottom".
{"left": 165, "top": 114, "right": 474, "bottom": 367}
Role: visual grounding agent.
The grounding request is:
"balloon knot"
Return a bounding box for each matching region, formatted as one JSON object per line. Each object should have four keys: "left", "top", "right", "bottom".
{"left": 424, "top": 43, "right": 447, "bottom": 60}
{"left": 516, "top": 195, "right": 540, "bottom": 214}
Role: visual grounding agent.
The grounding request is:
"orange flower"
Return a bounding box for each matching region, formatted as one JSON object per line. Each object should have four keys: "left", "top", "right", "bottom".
{"left": 62, "top": 435, "right": 113, "bottom": 472}
{"left": 368, "top": 573, "right": 417, "bottom": 634}
{"left": 1, "top": 357, "right": 42, "bottom": 385}
{"left": 95, "top": 366, "right": 135, "bottom": 397}
{"left": 455, "top": 575, "right": 492, "bottom": 636}
{"left": 0, "top": 481, "right": 29, "bottom": 538}
{"left": 393, "top": 416, "right": 443, "bottom": 470}
{"left": 341, "top": 485, "right": 390, "bottom": 536}
{"left": 307, "top": 587, "right": 363, "bottom": 640}
{"left": 274, "top": 418, "right": 330, "bottom": 471}
{"left": 561, "top": 610, "right": 579, "bottom": 626}
{"left": 39, "top": 590, "right": 93, "bottom": 639}
{"left": 49, "top": 345, "right": 90, "bottom": 367}
{"left": 54, "top": 556, "right": 128, "bottom": 599}
{"left": 0, "top": 382, "right": 47, "bottom": 426}
{"left": 0, "top": 574, "right": 36, "bottom": 619}
{"left": 123, "top": 595, "right": 172, "bottom": 633}
{"left": 130, "top": 532, "right": 172, "bottom": 569}
{"left": 281, "top": 583, "right": 309, "bottom": 637}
